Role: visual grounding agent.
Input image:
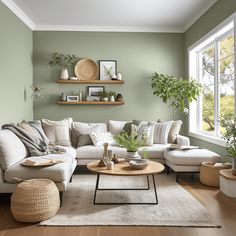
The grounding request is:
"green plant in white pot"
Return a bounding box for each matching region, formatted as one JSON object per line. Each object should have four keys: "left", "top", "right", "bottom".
{"left": 114, "top": 131, "right": 146, "bottom": 158}
{"left": 49, "top": 52, "right": 80, "bottom": 80}
{"left": 151, "top": 72, "right": 202, "bottom": 119}
{"left": 221, "top": 116, "right": 236, "bottom": 175}
{"left": 98, "top": 90, "right": 109, "bottom": 102}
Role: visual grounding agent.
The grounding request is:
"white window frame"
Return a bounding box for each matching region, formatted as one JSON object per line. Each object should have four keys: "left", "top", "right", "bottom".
{"left": 188, "top": 13, "right": 236, "bottom": 146}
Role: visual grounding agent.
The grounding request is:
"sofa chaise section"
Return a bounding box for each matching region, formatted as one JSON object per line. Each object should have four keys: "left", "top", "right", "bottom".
{"left": 0, "top": 129, "right": 76, "bottom": 193}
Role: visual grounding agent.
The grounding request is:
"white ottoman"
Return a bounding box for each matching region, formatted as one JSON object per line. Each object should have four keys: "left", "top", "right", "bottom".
{"left": 164, "top": 148, "right": 221, "bottom": 182}
{"left": 220, "top": 169, "right": 236, "bottom": 198}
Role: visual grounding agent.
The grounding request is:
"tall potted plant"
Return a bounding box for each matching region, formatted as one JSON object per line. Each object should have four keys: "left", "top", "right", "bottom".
{"left": 49, "top": 53, "right": 80, "bottom": 80}
{"left": 151, "top": 72, "right": 202, "bottom": 119}
{"left": 221, "top": 117, "right": 236, "bottom": 175}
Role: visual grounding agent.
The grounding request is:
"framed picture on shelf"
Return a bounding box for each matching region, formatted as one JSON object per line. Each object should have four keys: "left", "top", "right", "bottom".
{"left": 67, "top": 96, "right": 79, "bottom": 102}
{"left": 87, "top": 86, "right": 105, "bottom": 101}
{"left": 99, "top": 60, "right": 117, "bottom": 80}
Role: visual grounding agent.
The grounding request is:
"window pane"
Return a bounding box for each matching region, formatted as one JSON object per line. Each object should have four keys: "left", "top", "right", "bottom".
{"left": 202, "top": 84, "right": 215, "bottom": 132}
{"left": 219, "top": 34, "right": 234, "bottom": 60}
{"left": 201, "top": 45, "right": 215, "bottom": 132}
{"left": 219, "top": 34, "right": 234, "bottom": 134}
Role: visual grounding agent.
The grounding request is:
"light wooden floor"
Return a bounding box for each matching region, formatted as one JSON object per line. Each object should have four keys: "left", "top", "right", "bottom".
{"left": 1, "top": 173, "right": 236, "bottom": 236}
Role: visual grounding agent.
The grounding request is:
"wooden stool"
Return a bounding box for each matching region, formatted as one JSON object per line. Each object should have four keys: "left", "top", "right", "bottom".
{"left": 11, "top": 179, "right": 60, "bottom": 222}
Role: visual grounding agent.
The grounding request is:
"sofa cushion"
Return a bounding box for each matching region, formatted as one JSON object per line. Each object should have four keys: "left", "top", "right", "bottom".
{"left": 164, "top": 149, "right": 221, "bottom": 166}
{"left": 76, "top": 145, "right": 127, "bottom": 160}
{"left": 72, "top": 122, "right": 108, "bottom": 147}
{"left": 0, "top": 130, "right": 28, "bottom": 170}
{"left": 168, "top": 120, "right": 182, "bottom": 144}
{"left": 153, "top": 121, "right": 173, "bottom": 144}
{"left": 4, "top": 152, "right": 75, "bottom": 183}
{"left": 139, "top": 144, "right": 170, "bottom": 159}
{"left": 41, "top": 118, "right": 71, "bottom": 147}
{"left": 76, "top": 144, "right": 168, "bottom": 160}
{"left": 56, "top": 146, "right": 77, "bottom": 159}
{"left": 108, "top": 120, "right": 127, "bottom": 135}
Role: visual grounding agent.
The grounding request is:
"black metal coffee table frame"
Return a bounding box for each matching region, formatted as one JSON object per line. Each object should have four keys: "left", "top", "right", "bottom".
{"left": 93, "top": 174, "right": 158, "bottom": 205}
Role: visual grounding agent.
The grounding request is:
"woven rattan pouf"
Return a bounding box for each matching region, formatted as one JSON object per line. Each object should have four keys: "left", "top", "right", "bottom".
{"left": 11, "top": 179, "right": 60, "bottom": 223}
{"left": 200, "top": 162, "right": 229, "bottom": 187}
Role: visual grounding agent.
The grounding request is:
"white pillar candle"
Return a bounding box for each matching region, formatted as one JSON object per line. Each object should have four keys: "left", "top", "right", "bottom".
{"left": 107, "top": 161, "right": 114, "bottom": 170}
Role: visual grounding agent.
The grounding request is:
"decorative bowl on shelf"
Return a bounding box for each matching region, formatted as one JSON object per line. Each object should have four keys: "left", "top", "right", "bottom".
{"left": 129, "top": 159, "right": 149, "bottom": 170}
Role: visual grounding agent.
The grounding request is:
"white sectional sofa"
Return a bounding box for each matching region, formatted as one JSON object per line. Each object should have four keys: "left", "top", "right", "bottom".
{"left": 0, "top": 118, "right": 221, "bottom": 195}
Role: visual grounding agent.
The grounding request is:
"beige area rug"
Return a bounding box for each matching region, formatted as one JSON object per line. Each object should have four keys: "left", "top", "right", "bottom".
{"left": 40, "top": 174, "right": 220, "bottom": 227}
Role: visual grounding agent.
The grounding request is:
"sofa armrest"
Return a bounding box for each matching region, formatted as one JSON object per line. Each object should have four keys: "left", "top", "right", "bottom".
{"left": 176, "top": 135, "right": 190, "bottom": 146}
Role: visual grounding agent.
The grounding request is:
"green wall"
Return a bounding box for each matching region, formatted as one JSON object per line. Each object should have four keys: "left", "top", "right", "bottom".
{"left": 0, "top": 2, "right": 33, "bottom": 126}
{"left": 33, "top": 32, "right": 184, "bottom": 125}
{"left": 184, "top": 0, "right": 236, "bottom": 156}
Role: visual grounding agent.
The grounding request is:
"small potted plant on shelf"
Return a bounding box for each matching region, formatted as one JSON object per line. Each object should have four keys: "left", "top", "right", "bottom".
{"left": 108, "top": 90, "right": 117, "bottom": 102}
{"left": 220, "top": 116, "right": 236, "bottom": 175}
{"left": 98, "top": 90, "right": 109, "bottom": 102}
{"left": 114, "top": 131, "right": 146, "bottom": 158}
{"left": 49, "top": 52, "right": 80, "bottom": 80}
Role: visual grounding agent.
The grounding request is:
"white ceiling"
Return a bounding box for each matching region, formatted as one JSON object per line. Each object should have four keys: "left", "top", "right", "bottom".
{"left": 2, "top": 0, "right": 217, "bottom": 32}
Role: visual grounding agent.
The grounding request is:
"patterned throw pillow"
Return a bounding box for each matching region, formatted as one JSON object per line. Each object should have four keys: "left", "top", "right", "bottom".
{"left": 72, "top": 122, "right": 108, "bottom": 147}
{"left": 123, "top": 120, "right": 142, "bottom": 135}
{"left": 89, "top": 132, "right": 116, "bottom": 147}
{"left": 133, "top": 122, "right": 155, "bottom": 146}
{"left": 153, "top": 121, "right": 173, "bottom": 144}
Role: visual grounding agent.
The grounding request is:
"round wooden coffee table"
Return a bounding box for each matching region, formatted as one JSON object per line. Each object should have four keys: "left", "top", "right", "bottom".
{"left": 87, "top": 159, "right": 164, "bottom": 205}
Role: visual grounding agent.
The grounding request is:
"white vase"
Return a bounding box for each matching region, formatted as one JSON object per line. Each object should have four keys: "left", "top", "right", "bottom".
{"left": 110, "top": 96, "right": 115, "bottom": 102}
{"left": 126, "top": 151, "right": 140, "bottom": 159}
{"left": 117, "top": 72, "right": 122, "bottom": 80}
{"left": 61, "top": 69, "right": 69, "bottom": 80}
{"left": 103, "top": 97, "right": 108, "bottom": 102}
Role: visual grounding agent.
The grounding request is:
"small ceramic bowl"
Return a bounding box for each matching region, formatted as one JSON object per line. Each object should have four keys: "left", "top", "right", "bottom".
{"left": 129, "top": 159, "right": 149, "bottom": 170}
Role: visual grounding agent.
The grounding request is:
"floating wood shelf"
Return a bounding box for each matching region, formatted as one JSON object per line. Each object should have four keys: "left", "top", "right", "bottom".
{"left": 57, "top": 101, "right": 124, "bottom": 105}
{"left": 57, "top": 79, "right": 124, "bottom": 84}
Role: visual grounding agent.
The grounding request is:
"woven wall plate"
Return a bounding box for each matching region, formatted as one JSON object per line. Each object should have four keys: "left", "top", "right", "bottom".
{"left": 74, "top": 58, "right": 98, "bottom": 80}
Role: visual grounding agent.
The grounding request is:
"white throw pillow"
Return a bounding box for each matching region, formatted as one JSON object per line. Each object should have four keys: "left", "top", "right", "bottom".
{"left": 153, "top": 121, "right": 173, "bottom": 144}
{"left": 89, "top": 131, "right": 116, "bottom": 147}
{"left": 41, "top": 118, "right": 71, "bottom": 147}
{"left": 108, "top": 120, "right": 127, "bottom": 135}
